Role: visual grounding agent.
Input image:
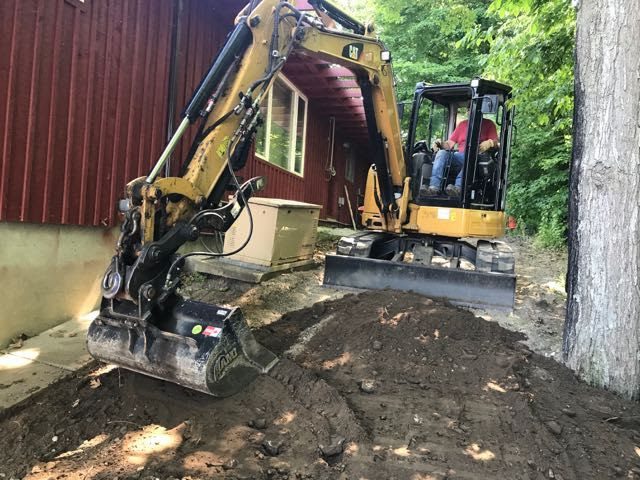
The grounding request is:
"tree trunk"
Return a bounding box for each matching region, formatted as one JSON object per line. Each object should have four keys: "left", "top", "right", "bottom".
{"left": 564, "top": 0, "right": 640, "bottom": 399}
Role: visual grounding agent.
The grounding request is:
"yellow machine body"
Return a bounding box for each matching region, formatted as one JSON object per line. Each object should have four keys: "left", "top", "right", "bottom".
{"left": 362, "top": 169, "right": 505, "bottom": 239}
{"left": 409, "top": 206, "right": 505, "bottom": 238}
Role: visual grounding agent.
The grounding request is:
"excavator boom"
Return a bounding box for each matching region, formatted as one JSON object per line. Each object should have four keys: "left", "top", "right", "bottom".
{"left": 88, "top": 0, "right": 413, "bottom": 396}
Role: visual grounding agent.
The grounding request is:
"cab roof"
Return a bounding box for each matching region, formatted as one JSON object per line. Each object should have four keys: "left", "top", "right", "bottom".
{"left": 416, "top": 78, "right": 512, "bottom": 104}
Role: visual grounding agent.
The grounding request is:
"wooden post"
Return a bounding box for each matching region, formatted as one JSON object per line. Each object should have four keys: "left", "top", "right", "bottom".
{"left": 344, "top": 185, "right": 357, "bottom": 230}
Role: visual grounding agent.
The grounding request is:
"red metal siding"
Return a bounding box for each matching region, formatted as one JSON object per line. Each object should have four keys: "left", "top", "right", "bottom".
{"left": 170, "top": 0, "right": 235, "bottom": 169}
{"left": 0, "top": 0, "right": 369, "bottom": 227}
{"left": 0, "top": 0, "right": 173, "bottom": 226}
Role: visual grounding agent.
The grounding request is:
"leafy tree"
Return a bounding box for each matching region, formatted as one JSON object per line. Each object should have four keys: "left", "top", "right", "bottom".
{"left": 476, "top": 0, "right": 575, "bottom": 247}
{"left": 371, "top": 0, "right": 494, "bottom": 101}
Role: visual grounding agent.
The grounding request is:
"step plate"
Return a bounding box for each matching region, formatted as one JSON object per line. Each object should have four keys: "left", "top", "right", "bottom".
{"left": 324, "top": 254, "right": 515, "bottom": 310}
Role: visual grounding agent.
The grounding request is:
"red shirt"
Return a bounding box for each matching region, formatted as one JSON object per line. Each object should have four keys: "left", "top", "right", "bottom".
{"left": 449, "top": 119, "right": 498, "bottom": 153}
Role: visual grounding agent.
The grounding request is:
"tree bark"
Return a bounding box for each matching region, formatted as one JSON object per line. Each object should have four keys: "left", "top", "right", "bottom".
{"left": 564, "top": 0, "right": 640, "bottom": 399}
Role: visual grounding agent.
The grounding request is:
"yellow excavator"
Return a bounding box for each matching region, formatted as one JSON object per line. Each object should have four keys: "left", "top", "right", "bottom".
{"left": 87, "top": 0, "right": 516, "bottom": 396}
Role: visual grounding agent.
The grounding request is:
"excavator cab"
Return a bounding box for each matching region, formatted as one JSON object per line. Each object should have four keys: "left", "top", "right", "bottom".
{"left": 407, "top": 80, "right": 513, "bottom": 212}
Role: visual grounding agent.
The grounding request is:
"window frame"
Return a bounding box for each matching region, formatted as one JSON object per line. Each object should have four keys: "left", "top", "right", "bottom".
{"left": 345, "top": 147, "right": 356, "bottom": 183}
{"left": 255, "top": 74, "right": 308, "bottom": 177}
{"left": 64, "top": 0, "right": 88, "bottom": 12}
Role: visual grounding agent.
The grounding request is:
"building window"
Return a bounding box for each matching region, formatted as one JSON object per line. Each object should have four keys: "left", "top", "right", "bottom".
{"left": 255, "top": 75, "right": 307, "bottom": 176}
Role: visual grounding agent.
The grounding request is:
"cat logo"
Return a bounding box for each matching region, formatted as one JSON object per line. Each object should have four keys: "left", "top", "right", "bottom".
{"left": 342, "top": 43, "right": 363, "bottom": 61}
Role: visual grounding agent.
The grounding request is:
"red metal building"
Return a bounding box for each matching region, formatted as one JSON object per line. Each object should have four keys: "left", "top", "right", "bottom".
{"left": 0, "top": 0, "right": 370, "bottom": 228}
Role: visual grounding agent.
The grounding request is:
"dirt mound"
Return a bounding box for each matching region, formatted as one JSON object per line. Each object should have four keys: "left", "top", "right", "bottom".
{"left": 2, "top": 291, "right": 640, "bottom": 479}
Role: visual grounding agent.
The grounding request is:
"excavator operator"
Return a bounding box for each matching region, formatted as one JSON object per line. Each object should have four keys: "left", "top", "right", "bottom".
{"left": 425, "top": 107, "right": 499, "bottom": 197}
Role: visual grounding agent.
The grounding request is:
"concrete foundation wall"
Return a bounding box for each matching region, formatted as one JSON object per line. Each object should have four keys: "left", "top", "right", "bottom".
{"left": 0, "top": 223, "right": 119, "bottom": 348}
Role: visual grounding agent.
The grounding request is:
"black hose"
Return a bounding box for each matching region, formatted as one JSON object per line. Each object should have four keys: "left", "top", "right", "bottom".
{"left": 163, "top": 5, "right": 307, "bottom": 287}
{"left": 164, "top": 138, "right": 254, "bottom": 287}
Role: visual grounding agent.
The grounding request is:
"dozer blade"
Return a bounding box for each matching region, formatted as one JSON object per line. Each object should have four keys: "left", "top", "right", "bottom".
{"left": 87, "top": 299, "right": 278, "bottom": 397}
{"left": 324, "top": 253, "right": 516, "bottom": 309}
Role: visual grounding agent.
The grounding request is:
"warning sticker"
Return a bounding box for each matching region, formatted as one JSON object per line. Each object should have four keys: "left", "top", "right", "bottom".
{"left": 217, "top": 309, "right": 228, "bottom": 316}
{"left": 203, "top": 326, "right": 222, "bottom": 337}
{"left": 437, "top": 208, "right": 450, "bottom": 220}
{"left": 216, "top": 136, "right": 230, "bottom": 159}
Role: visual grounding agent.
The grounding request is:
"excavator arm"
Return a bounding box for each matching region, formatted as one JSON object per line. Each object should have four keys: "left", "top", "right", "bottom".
{"left": 88, "top": 0, "right": 409, "bottom": 396}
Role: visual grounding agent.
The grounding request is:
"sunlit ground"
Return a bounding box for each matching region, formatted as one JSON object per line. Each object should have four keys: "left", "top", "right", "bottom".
{"left": 274, "top": 410, "right": 297, "bottom": 425}
{"left": 0, "top": 347, "right": 40, "bottom": 370}
{"left": 123, "top": 424, "right": 185, "bottom": 466}
{"left": 464, "top": 443, "right": 496, "bottom": 461}
{"left": 484, "top": 381, "right": 507, "bottom": 393}
{"left": 322, "top": 351, "right": 352, "bottom": 369}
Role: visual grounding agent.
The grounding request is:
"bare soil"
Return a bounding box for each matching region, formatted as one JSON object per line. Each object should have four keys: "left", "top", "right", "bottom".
{"left": 473, "top": 236, "right": 568, "bottom": 359}
{"left": 3, "top": 236, "right": 638, "bottom": 480}
{"left": 177, "top": 229, "right": 350, "bottom": 329}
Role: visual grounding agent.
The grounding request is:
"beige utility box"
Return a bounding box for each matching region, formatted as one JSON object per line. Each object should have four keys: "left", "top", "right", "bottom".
{"left": 224, "top": 198, "right": 321, "bottom": 267}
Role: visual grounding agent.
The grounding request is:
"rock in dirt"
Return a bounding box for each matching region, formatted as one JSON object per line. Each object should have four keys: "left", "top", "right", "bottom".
{"left": 311, "top": 303, "right": 327, "bottom": 318}
{"left": 532, "top": 366, "right": 554, "bottom": 382}
{"left": 561, "top": 408, "right": 576, "bottom": 418}
{"left": 372, "top": 340, "right": 383, "bottom": 351}
{"left": 318, "top": 436, "right": 346, "bottom": 458}
{"left": 262, "top": 438, "right": 283, "bottom": 456}
{"left": 545, "top": 420, "right": 563, "bottom": 436}
{"left": 222, "top": 459, "right": 238, "bottom": 470}
{"left": 249, "top": 418, "right": 267, "bottom": 430}
{"left": 359, "top": 379, "right": 376, "bottom": 394}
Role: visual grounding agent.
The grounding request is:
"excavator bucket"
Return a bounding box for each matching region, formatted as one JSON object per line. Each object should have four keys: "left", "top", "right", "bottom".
{"left": 87, "top": 298, "right": 278, "bottom": 397}
{"left": 324, "top": 253, "right": 516, "bottom": 309}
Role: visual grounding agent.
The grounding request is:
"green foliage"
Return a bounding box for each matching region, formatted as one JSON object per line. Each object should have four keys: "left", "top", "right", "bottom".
{"left": 369, "top": 0, "right": 575, "bottom": 247}
{"left": 475, "top": 0, "right": 575, "bottom": 247}
{"left": 371, "top": 0, "right": 494, "bottom": 101}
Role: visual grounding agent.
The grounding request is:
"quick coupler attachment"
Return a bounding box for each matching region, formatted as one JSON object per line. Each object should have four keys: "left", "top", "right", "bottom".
{"left": 87, "top": 299, "right": 278, "bottom": 397}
